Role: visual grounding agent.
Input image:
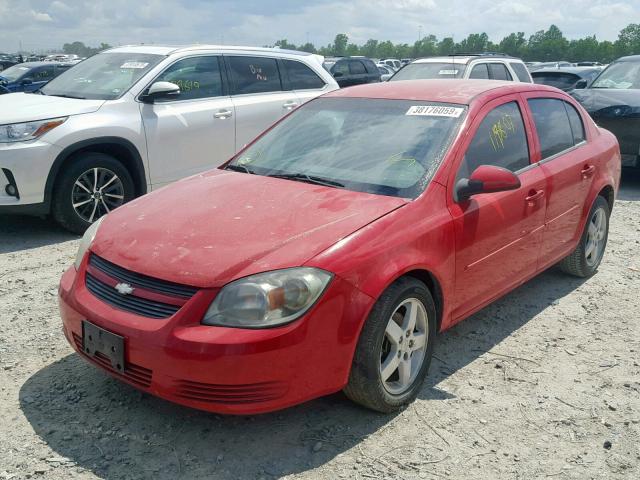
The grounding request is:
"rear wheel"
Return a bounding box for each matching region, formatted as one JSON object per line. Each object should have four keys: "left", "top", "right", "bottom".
{"left": 344, "top": 277, "right": 436, "bottom": 413}
{"left": 559, "top": 195, "right": 610, "bottom": 277}
{"left": 52, "top": 152, "right": 135, "bottom": 234}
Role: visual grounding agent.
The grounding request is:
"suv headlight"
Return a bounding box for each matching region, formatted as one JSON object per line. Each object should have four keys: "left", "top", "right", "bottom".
{"left": 203, "top": 268, "right": 333, "bottom": 328}
{"left": 0, "top": 117, "right": 67, "bottom": 143}
{"left": 74, "top": 216, "right": 104, "bottom": 269}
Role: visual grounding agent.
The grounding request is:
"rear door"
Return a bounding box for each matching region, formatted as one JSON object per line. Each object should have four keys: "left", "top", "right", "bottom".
{"left": 226, "top": 55, "right": 301, "bottom": 150}
{"left": 524, "top": 95, "right": 594, "bottom": 264}
{"left": 448, "top": 96, "right": 547, "bottom": 320}
{"left": 348, "top": 59, "right": 368, "bottom": 85}
{"left": 140, "top": 55, "right": 236, "bottom": 185}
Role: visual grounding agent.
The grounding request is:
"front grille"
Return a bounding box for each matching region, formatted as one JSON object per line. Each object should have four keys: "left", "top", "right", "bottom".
{"left": 73, "top": 333, "right": 152, "bottom": 388}
{"left": 85, "top": 254, "right": 198, "bottom": 319}
{"left": 172, "top": 379, "right": 288, "bottom": 405}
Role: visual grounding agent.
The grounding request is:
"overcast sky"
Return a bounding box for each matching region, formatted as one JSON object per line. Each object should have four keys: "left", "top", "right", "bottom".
{"left": 1, "top": 0, "right": 638, "bottom": 52}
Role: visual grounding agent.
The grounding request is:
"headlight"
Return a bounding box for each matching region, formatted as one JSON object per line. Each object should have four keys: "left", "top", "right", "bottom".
{"left": 0, "top": 117, "right": 67, "bottom": 143}
{"left": 202, "top": 268, "right": 333, "bottom": 328}
{"left": 74, "top": 216, "right": 104, "bottom": 269}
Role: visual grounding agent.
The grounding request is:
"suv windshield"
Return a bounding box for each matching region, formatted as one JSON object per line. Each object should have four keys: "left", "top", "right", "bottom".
{"left": 226, "top": 98, "right": 465, "bottom": 198}
{"left": 41, "top": 52, "right": 163, "bottom": 100}
{"left": 391, "top": 63, "right": 465, "bottom": 81}
{"left": 0, "top": 65, "right": 29, "bottom": 82}
{"left": 591, "top": 60, "right": 640, "bottom": 89}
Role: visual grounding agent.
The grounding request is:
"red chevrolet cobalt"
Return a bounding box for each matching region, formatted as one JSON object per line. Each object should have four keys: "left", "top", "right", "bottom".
{"left": 59, "top": 80, "right": 620, "bottom": 414}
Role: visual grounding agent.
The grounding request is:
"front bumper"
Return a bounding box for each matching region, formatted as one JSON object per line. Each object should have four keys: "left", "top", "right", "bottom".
{"left": 0, "top": 140, "right": 61, "bottom": 210}
{"left": 58, "top": 262, "right": 373, "bottom": 415}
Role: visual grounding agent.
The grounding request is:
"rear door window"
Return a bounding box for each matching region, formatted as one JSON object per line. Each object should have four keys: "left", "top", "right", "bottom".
{"left": 457, "top": 101, "right": 530, "bottom": 180}
{"left": 228, "top": 56, "right": 282, "bottom": 95}
{"left": 564, "top": 102, "right": 586, "bottom": 144}
{"left": 349, "top": 60, "right": 367, "bottom": 75}
{"left": 469, "top": 64, "right": 489, "bottom": 79}
{"left": 282, "top": 60, "right": 325, "bottom": 90}
{"left": 527, "top": 98, "right": 575, "bottom": 159}
{"left": 488, "top": 63, "right": 513, "bottom": 81}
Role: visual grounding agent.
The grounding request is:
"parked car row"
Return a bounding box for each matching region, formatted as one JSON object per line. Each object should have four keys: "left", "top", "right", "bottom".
{"left": 0, "top": 61, "right": 73, "bottom": 94}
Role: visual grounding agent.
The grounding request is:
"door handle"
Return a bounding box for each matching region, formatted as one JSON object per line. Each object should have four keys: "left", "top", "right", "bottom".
{"left": 283, "top": 101, "right": 299, "bottom": 110}
{"left": 525, "top": 189, "right": 545, "bottom": 206}
{"left": 214, "top": 109, "right": 233, "bottom": 119}
{"left": 581, "top": 164, "right": 596, "bottom": 179}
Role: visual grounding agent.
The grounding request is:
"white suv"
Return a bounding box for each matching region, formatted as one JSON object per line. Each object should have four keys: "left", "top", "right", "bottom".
{"left": 390, "top": 54, "right": 533, "bottom": 83}
{"left": 0, "top": 45, "right": 337, "bottom": 232}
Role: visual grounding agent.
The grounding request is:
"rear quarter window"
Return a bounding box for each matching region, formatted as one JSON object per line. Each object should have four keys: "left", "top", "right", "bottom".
{"left": 283, "top": 60, "right": 325, "bottom": 90}
{"left": 510, "top": 62, "right": 532, "bottom": 82}
{"left": 488, "top": 63, "right": 513, "bottom": 81}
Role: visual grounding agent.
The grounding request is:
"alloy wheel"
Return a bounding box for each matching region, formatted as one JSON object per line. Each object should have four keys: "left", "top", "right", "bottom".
{"left": 71, "top": 167, "right": 125, "bottom": 223}
{"left": 380, "top": 298, "right": 429, "bottom": 395}
{"left": 585, "top": 207, "right": 607, "bottom": 267}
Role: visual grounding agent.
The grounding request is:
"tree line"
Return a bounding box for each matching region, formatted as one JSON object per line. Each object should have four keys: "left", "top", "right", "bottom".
{"left": 272, "top": 24, "right": 640, "bottom": 63}
{"left": 59, "top": 23, "right": 640, "bottom": 64}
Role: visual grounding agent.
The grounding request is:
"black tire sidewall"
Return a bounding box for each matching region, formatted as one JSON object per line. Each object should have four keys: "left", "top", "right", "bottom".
{"left": 52, "top": 152, "right": 135, "bottom": 234}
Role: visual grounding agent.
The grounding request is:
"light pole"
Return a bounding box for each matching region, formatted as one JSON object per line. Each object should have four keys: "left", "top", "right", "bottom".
{"left": 418, "top": 25, "right": 422, "bottom": 43}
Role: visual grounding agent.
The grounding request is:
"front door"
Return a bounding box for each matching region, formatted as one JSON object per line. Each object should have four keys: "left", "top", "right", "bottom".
{"left": 448, "top": 98, "right": 547, "bottom": 320}
{"left": 140, "top": 55, "right": 236, "bottom": 186}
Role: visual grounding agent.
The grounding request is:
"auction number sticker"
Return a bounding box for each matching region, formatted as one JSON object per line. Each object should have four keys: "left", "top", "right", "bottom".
{"left": 406, "top": 105, "right": 464, "bottom": 117}
{"left": 120, "top": 62, "right": 149, "bottom": 69}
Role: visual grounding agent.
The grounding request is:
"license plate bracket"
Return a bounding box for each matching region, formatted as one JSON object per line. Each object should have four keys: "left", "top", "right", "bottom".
{"left": 82, "top": 320, "right": 125, "bottom": 373}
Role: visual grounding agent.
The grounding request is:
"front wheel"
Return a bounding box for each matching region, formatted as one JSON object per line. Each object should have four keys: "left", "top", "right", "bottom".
{"left": 559, "top": 195, "right": 610, "bottom": 277}
{"left": 344, "top": 278, "right": 436, "bottom": 413}
{"left": 52, "top": 152, "right": 135, "bottom": 234}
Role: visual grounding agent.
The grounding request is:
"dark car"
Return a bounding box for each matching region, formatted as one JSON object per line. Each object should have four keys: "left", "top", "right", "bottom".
{"left": 0, "top": 62, "right": 72, "bottom": 94}
{"left": 571, "top": 55, "right": 640, "bottom": 168}
{"left": 0, "top": 54, "right": 17, "bottom": 72}
{"left": 532, "top": 67, "right": 603, "bottom": 92}
{"left": 324, "top": 57, "right": 380, "bottom": 88}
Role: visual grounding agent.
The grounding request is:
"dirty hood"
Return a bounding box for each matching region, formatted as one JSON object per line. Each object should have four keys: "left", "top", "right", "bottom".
{"left": 0, "top": 92, "right": 104, "bottom": 124}
{"left": 92, "top": 169, "right": 407, "bottom": 287}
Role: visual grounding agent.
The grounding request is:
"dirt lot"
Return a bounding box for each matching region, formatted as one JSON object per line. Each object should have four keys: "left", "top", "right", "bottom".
{"left": 0, "top": 172, "right": 639, "bottom": 480}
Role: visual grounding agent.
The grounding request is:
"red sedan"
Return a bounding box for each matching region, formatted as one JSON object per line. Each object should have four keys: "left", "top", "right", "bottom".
{"left": 59, "top": 80, "right": 621, "bottom": 414}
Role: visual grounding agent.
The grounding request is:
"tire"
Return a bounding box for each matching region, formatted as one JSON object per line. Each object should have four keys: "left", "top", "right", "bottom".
{"left": 344, "top": 277, "right": 436, "bottom": 413}
{"left": 559, "top": 195, "right": 610, "bottom": 278}
{"left": 52, "top": 152, "right": 135, "bottom": 234}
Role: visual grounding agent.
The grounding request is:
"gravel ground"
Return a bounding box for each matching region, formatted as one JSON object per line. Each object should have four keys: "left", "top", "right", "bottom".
{"left": 1, "top": 171, "right": 639, "bottom": 480}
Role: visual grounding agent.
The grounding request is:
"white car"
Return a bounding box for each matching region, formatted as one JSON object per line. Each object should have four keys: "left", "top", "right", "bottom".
{"left": 0, "top": 45, "right": 337, "bottom": 233}
{"left": 390, "top": 54, "right": 533, "bottom": 83}
{"left": 376, "top": 64, "right": 394, "bottom": 81}
{"left": 380, "top": 58, "right": 402, "bottom": 71}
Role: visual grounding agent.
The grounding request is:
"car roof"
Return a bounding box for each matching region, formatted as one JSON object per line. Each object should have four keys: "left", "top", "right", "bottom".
{"left": 531, "top": 67, "right": 601, "bottom": 75}
{"left": 413, "top": 55, "right": 518, "bottom": 65}
{"left": 616, "top": 55, "right": 640, "bottom": 62}
{"left": 106, "top": 44, "right": 315, "bottom": 57}
{"left": 323, "top": 79, "right": 560, "bottom": 105}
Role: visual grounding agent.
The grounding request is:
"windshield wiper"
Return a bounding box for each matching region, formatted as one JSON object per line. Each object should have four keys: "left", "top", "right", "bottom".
{"left": 269, "top": 173, "right": 344, "bottom": 188}
{"left": 48, "top": 93, "right": 87, "bottom": 99}
{"left": 225, "top": 164, "right": 256, "bottom": 174}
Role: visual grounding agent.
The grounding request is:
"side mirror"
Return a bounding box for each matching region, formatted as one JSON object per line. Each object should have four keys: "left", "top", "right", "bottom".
{"left": 20, "top": 78, "right": 33, "bottom": 85}
{"left": 455, "top": 165, "right": 521, "bottom": 202}
{"left": 141, "top": 81, "right": 180, "bottom": 103}
{"left": 574, "top": 79, "right": 588, "bottom": 89}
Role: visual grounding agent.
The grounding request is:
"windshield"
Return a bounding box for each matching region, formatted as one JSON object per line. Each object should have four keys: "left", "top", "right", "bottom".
{"left": 591, "top": 61, "right": 640, "bottom": 89}
{"left": 0, "top": 65, "right": 29, "bottom": 82}
{"left": 226, "top": 98, "right": 465, "bottom": 198}
{"left": 391, "top": 62, "right": 465, "bottom": 81}
{"left": 41, "top": 52, "right": 163, "bottom": 100}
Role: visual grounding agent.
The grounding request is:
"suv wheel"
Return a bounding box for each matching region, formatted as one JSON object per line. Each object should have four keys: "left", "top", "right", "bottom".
{"left": 52, "top": 152, "right": 135, "bottom": 234}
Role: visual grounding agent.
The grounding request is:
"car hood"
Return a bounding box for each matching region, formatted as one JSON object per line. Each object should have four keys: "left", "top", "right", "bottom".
{"left": 0, "top": 92, "right": 105, "bottom": 124}
{"left": 91, "top": 170, "right": 408, "bottom": 288}
{"left": 572, "top": 88, "right": 640, "bottom": 117}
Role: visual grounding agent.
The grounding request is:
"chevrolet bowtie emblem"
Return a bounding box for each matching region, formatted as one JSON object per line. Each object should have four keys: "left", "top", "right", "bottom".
{"left": 114, "top": 283, "right": 135, "bottom": 295}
